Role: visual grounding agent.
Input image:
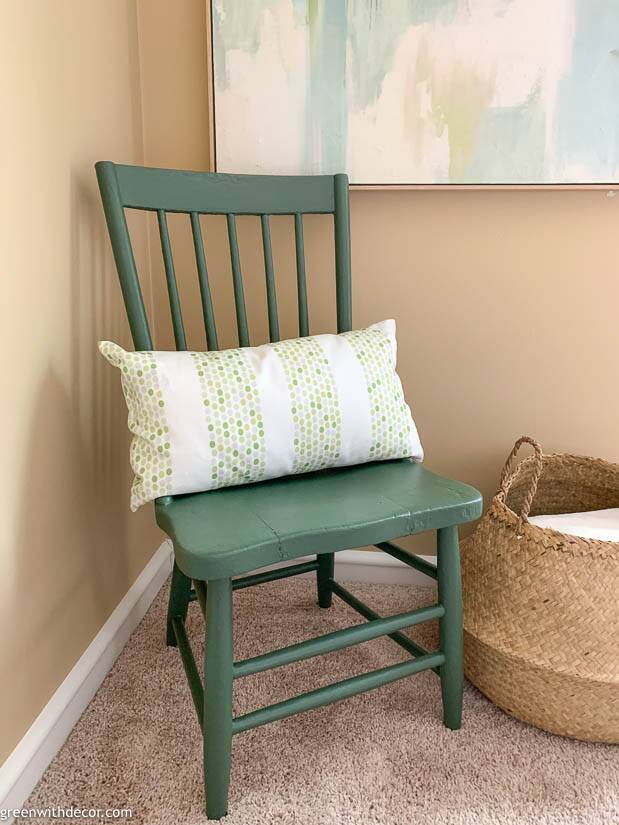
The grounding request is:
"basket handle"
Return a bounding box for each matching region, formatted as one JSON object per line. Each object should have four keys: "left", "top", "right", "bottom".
{"left": 498, "top": 436, "right": 543, "bottom": 527}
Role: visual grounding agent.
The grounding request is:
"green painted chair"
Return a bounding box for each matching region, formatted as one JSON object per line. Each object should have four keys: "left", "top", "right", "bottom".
{"left": 95, "top": 161, "right": 482, "bottom": 820}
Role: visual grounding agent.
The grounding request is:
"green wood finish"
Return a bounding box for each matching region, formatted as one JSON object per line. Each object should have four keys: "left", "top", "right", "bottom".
{"left": 226, "top": 214, "right": 250, "bottom": 347}
{"left": 190, "top": 212, "right": 219, "bottom": 351}
{"left": 294, "top": 212, "right": 309, "bottom": 336}
{"left": 333, "top": 174, "right": 352, "bottom": 332}
{"left": 157, "top": 210, "right": 187, "bottom": 350}
{"left": 260, "top": 214, "right": 280, "bottom": 341}
{"left": 95, "top": 163, "right": 153, "bottom": 350}
{"left": 165, "top": 562, "right": 193, "bottom": 647}
{"left": 316, "top": 552, "right": 334, "bottom": 608}
{"left": 233, "top": 651, "right": 445, "bottom": 735}
{"left": 331, "top": 581, "right": 435, "bottom": 667}
{"left": 232, "top": 559, "right": 318, "bottom": 591}
{"left": 437, "top": 526, "right": 464, "bottom": 730}
{"left": 100, "top": 162, "right": 337, "bottom": 215}
{"left": 375, "top": 541, "right": 438, "bottom": 580}
{"left": 233, "top": 603, "right": 444, "bottom": 679}
{"left": 156, "top": 460, "right": 482, "bottom": 580}
{"left": 203, "top": 578, "right": 234, "bottom": 820}
{"left": 172, "top": 617, "right": 204, "bottom": 729}
{"left": 193, "top": 579, "right": 207, "bottom": 618}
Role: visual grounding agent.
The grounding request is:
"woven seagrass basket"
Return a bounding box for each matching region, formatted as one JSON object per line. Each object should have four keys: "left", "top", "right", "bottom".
{"left": 462, "top": 436, "right": 619, "bottom": 743}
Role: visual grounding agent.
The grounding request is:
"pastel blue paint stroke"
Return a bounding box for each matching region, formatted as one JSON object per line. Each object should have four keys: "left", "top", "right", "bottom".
{"left": 463, "top": 88, "right": 546, "bottom": 184}
{"left": 306, "top": 1, "right": 348, "bottom": 173}
{"left": 212, "top": 0, "right": 307, "bottom": 91}
{"left": 554, "top": 0, "right": 619, "bottom": 182}
{"left": 347, "top": 0, "right": 458, "bottom": 109}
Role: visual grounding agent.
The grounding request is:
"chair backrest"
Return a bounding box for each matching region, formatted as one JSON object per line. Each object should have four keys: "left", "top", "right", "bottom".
{"left": 95, "top": 162, "right": 352, "bottom": 352}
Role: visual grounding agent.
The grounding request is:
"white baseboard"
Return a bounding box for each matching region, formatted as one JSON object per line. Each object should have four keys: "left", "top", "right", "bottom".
{"left": 0, "top": 541, "right": 174, "bottom": 817}
{"left": 334, "top": 549, "right": 435, "bottom": 586}
{"left": 0, "top": 540, "right": 429, "bottom": 817}
{"left": 233, "top": 548, "right": 434, "bottom": 587}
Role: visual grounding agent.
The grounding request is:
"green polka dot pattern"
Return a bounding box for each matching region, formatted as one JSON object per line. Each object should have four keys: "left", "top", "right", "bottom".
{"left": 343, "top": 328, "right": 412, "bottom": 461}
{"left": 190, "top": 349, "right": 266, "bottom": 488}
{"left": 273, "top": 337, "right": 341, "bottom": 473}
{"left": 99, "top": 342, "right": 173, "bottom": 510}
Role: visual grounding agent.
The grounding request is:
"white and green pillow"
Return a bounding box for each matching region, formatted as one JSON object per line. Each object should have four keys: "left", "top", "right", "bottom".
{"left": 99, "top": 320, "right": 423, "bottom": 510}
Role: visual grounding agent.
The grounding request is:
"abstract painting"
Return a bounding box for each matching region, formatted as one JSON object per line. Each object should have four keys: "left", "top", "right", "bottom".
{"left": 211, "top": 0, "right": 619, "bottom": 185}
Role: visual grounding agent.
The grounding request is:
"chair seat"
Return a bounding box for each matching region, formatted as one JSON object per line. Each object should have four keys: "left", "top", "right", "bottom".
{"left": 155, "top": 459, "right": 482, "bottom": 580}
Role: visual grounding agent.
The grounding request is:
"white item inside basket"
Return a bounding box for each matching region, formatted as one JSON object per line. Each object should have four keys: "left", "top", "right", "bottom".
{"left": 528, "top": 508, "right": 619, "bottom": 541}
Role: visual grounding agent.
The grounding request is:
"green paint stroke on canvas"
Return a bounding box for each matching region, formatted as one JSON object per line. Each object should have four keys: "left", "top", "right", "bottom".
{"left": 414, "top": 40, "right": 496, "bottom": 183}
{"left": 435, "top": 77, "right": 496, "bottom": 182}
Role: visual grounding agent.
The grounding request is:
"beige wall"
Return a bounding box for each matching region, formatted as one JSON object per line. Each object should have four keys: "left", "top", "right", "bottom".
{"left": 136, "top": 0, "right": 214, "bottom": 349}
{"left": 351, "top": 186, "right": 619, "bottom": 554}
{"left": 3, "top": 0, "right": 619, "bottom": 766}
{"left": 0, "top": 2, "right": 160, "bottom": 763}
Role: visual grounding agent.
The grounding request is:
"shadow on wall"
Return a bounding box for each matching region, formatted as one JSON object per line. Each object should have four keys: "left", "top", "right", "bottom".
{"left": 6, "top": 169, "right": 143, "bottom": 714}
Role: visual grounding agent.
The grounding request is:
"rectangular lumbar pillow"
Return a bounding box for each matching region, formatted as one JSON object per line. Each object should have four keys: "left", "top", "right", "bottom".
{"left": 99, "top": 319, "right": 423, "bottom": 510}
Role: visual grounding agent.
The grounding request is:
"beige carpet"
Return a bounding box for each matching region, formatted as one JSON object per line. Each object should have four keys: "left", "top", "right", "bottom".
{"left": 22, "top": 578, "right": 618, "bottom": 825}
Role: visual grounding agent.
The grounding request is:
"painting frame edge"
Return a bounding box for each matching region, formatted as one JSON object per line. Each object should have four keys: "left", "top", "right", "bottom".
{"left": 205, "top": 0, "right": 617, "bottom": 192}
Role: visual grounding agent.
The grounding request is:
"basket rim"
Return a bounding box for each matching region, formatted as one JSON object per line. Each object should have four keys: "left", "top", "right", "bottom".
{"left": 496, "top": 450, "right": 619, "bottom": 553}
{"left": 488, "top": 497, "right": 619, "bottom": 557}
{"left": 523, "top": 449, "right": 619, "bottom": 472}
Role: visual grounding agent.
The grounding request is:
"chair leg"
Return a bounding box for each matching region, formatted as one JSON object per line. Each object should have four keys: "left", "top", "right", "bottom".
{"left": 203, "top": 578, "right": 233, "bottom": 820}
{"left": 437, "top": 525, "right": 464, "bottom": 730}
{"left": 316, "top": 552, "right": 334, "bottom": 608}
{"left": 166, "top": 561, "right": 193, "bottom": 647}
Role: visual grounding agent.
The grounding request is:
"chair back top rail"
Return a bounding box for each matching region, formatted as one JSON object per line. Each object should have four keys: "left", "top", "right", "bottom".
{"left": 97, "top": 162, "right": 338, "bottom": 215}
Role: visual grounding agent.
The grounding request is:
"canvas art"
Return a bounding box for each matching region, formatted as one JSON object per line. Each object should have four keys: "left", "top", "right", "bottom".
{"left": 211, "top": 0, "right": 619, "bottom": 186}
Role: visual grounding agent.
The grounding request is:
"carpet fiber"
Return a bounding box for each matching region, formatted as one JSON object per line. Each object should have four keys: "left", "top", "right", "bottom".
{"left": 22, "top": 578, "right": 618, "bottom": 824}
